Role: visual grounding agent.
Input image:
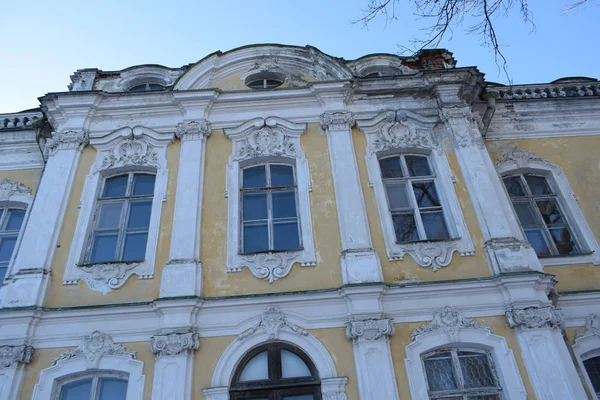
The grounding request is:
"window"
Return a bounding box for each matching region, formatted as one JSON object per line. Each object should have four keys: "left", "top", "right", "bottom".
{"left": 584, "top": 356, "right": 600, "bottom": 398}
{"left": 379, "top": 154, "right": 450, "bottom": 243}
{"left": 503, "top": 173, "right": 580, "bottom": 257}
{"left": 422, "top": 348, "right": 502, "bottom": 399}
{"left": 86, "top": 172, "right": 155, "bottom": 264}
{"left": 127, "top": 82, "right": 165, "bottom": 92}
{"left": 55, "top": 372, "right": 128, "bottom": 400}
{"left": 0, "top": 207, "right": 26, "bottom": 281}
{"left": 230, "top": 343, "right": 321, "bottom": 399}
{"left": 244, "top": 72, "right": 285, "bottom": 90}
{"left": 241, "top": 163, "right": 301, "bottom": 254}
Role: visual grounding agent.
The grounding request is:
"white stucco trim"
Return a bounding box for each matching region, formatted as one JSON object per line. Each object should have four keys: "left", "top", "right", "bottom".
{"left": 63, "top": 126, "right": 174, "bottom": 294}
{"left": 357, "top": 110, "right": 475, "bottom": 270}
{"left": 405, "top": 327, "right": 527, "bottom": 400}
{"left": 572, "top": 315, "right": 600, "bottom": 399}
{"left": 223, "top": 117, "right": 316, "bottom": 283}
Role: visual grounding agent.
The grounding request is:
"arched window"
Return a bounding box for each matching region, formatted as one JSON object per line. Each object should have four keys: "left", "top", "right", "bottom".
{"left": 240, "top": 163, "right": 301, "bottom": 254}
{"left": 86, "top": 172, "right": 155, "bottom": 264}
{"left": 0, "top": 206, "right": 26, "bottom": 281}
{"left": 421, "top": 348, "right": 502, "bottom": 399}
{"left": 583, "top": 356, "right": 600, "bottom": 398}
{"left": 54, "top": 371, "right": 128, "bottom": 400}
{"left": 230, "top": 342, "right": 321, "bottom": 399}
{"left": 127, "top": 82, "right": 165, "bottom": 92}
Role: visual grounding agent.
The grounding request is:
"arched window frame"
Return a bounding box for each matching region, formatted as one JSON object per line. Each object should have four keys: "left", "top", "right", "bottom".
{"left": 63, "top": 126, "right": 172, "bottom": 294}
{"left": 0, "top": 179, "right": 34, "bottom": 282}
{"left": 496, "top": 147, "right": 600, "bottom": 266}
{"left": 51, "top": 369, "right": 129, "bottom": 400}
{"left": 357, "top": 111, "right": 475, "bottom": 271}
{"left": 572, "top": 314, "right": 600, "bottom": 399}
{"left": 224, "top": 117, "right": 317, "bottom": 283}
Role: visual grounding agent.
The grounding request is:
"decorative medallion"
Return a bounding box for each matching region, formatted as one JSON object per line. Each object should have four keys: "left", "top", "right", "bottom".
{"left": 411, "top": 306, "right": 492, "bottom": 342}
{"left": 575, "top": 314, "right": 600, "bottom": 340}
{"left": 0, "top": 345, "right": 34, "bottom": 369}
{"left": 0, "top": 179, "right": 32, "bottom": 201}
{"left": 96, "top": 138, "right": 159, "bottom": 172}
{"left": 238, "top": 308, "right": 307, "bottom": 341}
{"left": 151, "top": 331, "right": 200, "bottom": 356}
{"left": 346, "top": 318, "right": 395, "bottom": 343}
{"left": 505, "top": 306, "right": 564, "bottom": 330}
{"left": 51, "top": 331, "right": 136, "bottom": 369}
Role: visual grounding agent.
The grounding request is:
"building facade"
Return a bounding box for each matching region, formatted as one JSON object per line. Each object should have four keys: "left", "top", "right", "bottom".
{"left": 0, "top": 44, "right": 599, "bottom": 399}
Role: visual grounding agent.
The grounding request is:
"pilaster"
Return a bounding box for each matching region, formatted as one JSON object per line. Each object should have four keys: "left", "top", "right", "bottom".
{"left": 0, "top": 345, "right": 34, "bottom": 400}
{"left": 506, "top": 305, "right": 587, "bottom": 399}
{"left": 1, "top": 130, "right": 88, "bottom": 308}
{"left": 160, "top": 120, "right": 211, "bottom": 298}
{"left": 346, "top": 318, "right": 399, "bottom": 400}
{"left": 151, "top": 331, "right": 200, "bottom": 400}
{"left": 320, "top": 112, "right": 382, "bottom": 284}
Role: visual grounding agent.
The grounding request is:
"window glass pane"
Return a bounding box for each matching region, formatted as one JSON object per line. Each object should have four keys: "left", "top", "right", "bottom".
{"left": 584, "top": 357, "right": 600, "bottom": 393}
{"left": 405, "top": 155, "right": 431, "bottom": 177}
{"left": 97, "top": 203, "right": 123, "bottom": 229}
{"left": 281, "top": 349, "right": 312, "bottom": 378}
{"left": 272, "top": 190, "right": 297, "bottom": 219}
{"left": 59, "top": 378, "right": 92, "bottom": 400}
{"left": 103, "top": 175, "right": 128, "bottom": 198}
{"left": 535, "top": 199, "right": 564, "bottom": 226}
{"left": 525, "top": 175, "right": 552, "bottom": 195}
{"left": 271, "top": 165, "right": 294, "bottom": 187}
{"left": 412, "top": 181, "right": 441, "bottom": 208}
{"left": 392, "top": 213, "right": 419, "bottom": 242}
{"left": 90, "top": 233, "right": 118, "bottom": 263}
{"left": 283, "top": 396, "right": 314, "bottom": 400}
{"left": 512, "top": 202, "right": 538, "bottom": 227}
{"left": 243, "top": 193, "right": 268, "bottom": 221}
{"left": 0, "top": 209, "right": 3, "bottom": 222}
{"left": 273, "top": 220, "right": 300, "bottom": 251}
{"left": 467, "top": 396, "right": 500, "bottom": 400}
{"left": 239, "top": 351, "right": 269, "bottom": 382}
{"left": 243, "top": 221, "right": 269, "bottom": 253}
{"left": 132, "top": 174, "right": 155, "bottom": 196}
{"left": 424, "top": 355, "right": 458, "bottom": 391}
{"left": 243, "top": 166, "right": 267, "bottom": 189}
{"left": 503, "top": 176, "right": 525, "bottom": 197}
{"left": 458, "top": 352, "right": 496, "bottom": 388}
{"left": 127, "top": 200, "right": 152, "bottom": 228}
{"left": 379, "top": 157, "right": 403, "bottom": 179}
{"left": 4, "top": 209, "right": 25, "bottom": 231}
{"left": 421, "top": 211, "right": 450, "bottom": 240}
{"left": 98, "top": 378, "right": 128, "bottom": 400}
{"left": 549, "top": 227, "right": 579, "bottom": 255}
{"left": 524, "top": 229, "right": 551, "bottom": 256}
{"left": 122, "top": 232, "right": 148, "bottom": 261}
{"left": 385, "top": 183, "right": 410, "bottom": 210}
{"left": 0, "top": 266, "right": 7, "bottom": 283}
{"left": 0, "top": 236, "right": 17, "bottom": 262}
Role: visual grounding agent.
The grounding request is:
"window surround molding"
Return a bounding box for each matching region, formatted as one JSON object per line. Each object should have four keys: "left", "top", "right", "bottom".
{"left": 356, "top": 110, "right": 475, "bottom": 270}
{"left": 224, "top": 117, "right": 316, "bottom": 283}
{"left": 63, "top": 126, "right": 172, "bottom": 294}
{"left": 573, "top": 314, "right": 600, "bottom": 399}
{"left": 203, "top": 308, "right": 348, "bottom": 400}
{"left": 496, "top": 144, "right": 600, "bottom": 266}
{"left": 32, "top": 331, "right": 145, "bottom": 400}
{"left": 405, "top": 306, "right": 527, "bottom": 400}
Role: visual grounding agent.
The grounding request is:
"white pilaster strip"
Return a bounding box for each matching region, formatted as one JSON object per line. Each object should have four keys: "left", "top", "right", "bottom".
{"left": 151, "top": 332, "right": 199, "bottom": 400}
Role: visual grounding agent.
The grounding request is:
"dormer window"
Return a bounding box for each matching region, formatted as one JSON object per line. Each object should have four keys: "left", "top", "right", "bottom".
{"left": 361, "top": 66, "right": 399, "bottom": 79}
{"left": 244, "top": 72, "right": 285, "bottom": 90}
{"left": 128, "top": 82, "right": 165, "bottom": 92}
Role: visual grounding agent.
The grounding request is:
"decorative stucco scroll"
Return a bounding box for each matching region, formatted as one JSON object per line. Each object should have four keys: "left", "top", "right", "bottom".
{"left": 411, "top": 306, "right": 492, "bottom": 342}
{"left": 575, "top": 314, "right": 600, "bottom": 340}
{"left": 346, "top": 318, "right": 395, "bottom": 343}
{"left": 0, "top": 179, "right": 32, "bottom": 201}
{"left": 506, "top": 305, "right": 564, "bottom": 330}
{"left": 494, "top": 144, "right": 550, "bottom": 169}
{"left": 151, "top": 331, "right": 200, "bottom": 356}
{"left": 51, "top": 331, "right": 136, "bottom": 369}
{"left": 439, "top": 107, "right": 484, "bottom": 148}
{"left": 0, "top": 345, "right": 34, "bottom": 369}
{"left": 176, "top": 120, "right": 211, "bottom": 141}
{"left": 44, "top": 130, "right": 89, "bottom": 157}
{"left": 238, "top": 308, "right": 307, "bottom": 341}
{"left": 320, "top": 112, "right": 355, "bottom": 131}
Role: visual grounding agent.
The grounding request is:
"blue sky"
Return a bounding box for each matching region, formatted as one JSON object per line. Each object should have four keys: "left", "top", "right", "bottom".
{"left": 0, "top": 0, "right": 597, "bottom": 113}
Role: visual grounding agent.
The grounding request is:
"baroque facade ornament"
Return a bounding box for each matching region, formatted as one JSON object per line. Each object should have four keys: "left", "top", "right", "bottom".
{"left": 76, "top": 262, "right": 149, "bottom": 295}
{"left": 96, "top": 137, "right": 159, "bottom": 172}
{"left": 411, "top": 306, "right": 492, "bottom": 342}
{"left": 391, "top": 240, "right": 474, "bottom": 271}
{"left": 151, "top": 331, "right": 200, "bottom": 356}
{"left": 232, "top": 252, "right": 316, "bottom": 283}
{"left": 176, "top": 120, "right": 211, "bottom": 141}
{"left": 368, "top": 111, "right": 435, "bottom": 154}
{"left": 44, "top": 130, "right": 89, "bottom": 156}
{"left": 506, "top": 306, "right": 564, "bottom": 330}
{"left": 495, "top": 144, "right": 550, "bottom": 169}
{"left": 575, "top": 314, "right": 600, "bottom": 339}
{"left": 51, "top": 331, "right": 136, "bottom": 369}
{"left": 233, "top": 126, "right": 297, "bottom": 161}
{"left": 0, "top": 179, "right": 32, "bottom": 201}
{"left": 346, "top": 318, "right": 395, "bottom": 343}
{"left": 320, "top": 112, "right": 355, "bottom": 131}
{"left": 238, "top": 308, "right": 307, "bottom": 341}
{"left": 440, "top": 107, "right": 483, "bottom": 148}
{"left": 0, "top": 345, "right": 34, "bottom": 369}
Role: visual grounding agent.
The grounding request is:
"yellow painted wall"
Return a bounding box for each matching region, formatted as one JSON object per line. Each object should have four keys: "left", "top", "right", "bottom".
{"left": 390, "top": 316, "right": 537, "bottom": 399}
{"left": 0, "top": 168, "right": 43, "bottom": 194}
{"left": 488, "top": 137, "right": 600, "bottom": 292}
{"left": 201, "top": 125, "right": 343, "bottom": 297}
{"left": 352, "top": 128, "right": 491, "bottom": 284}
{"left": 44, "top": 141, "right": 180, "bottom": 307}
{"left": 19, "top": 342, "right": 155, "bottom": 400}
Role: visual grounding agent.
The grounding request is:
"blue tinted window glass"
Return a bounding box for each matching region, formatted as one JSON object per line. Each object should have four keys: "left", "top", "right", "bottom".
{"left": 103, "top": 175, "right": 128, "bottom": 198}
{"left": 5, "top": 209, "right": 25, "bottom": 231}
{"left": 60, "top": 378, "right": 92, "bottom": 400}
{"left": 90, "top": 234, "right": 118, "bottom": 263}
{"left": 122, "top": 233, "right": 148, "bottom": 261}
{"left": 273, "top": 220, "right": 300, "bottom": 251}
{"left": 99, "top": 378, "right": 128, "bottom": 400}
{"left": 132, "top": 174, "right": 155, "bottom": 196}
{"left": 243, "top": 166, "right": 266, "bottom": 189}
{"left": 271, "top": 165, "right": 294, "bottom": 187}
{"left": 127, "top": 201, "right": 152, "bottom": 228}
{"left": 243, "top": 221, "right": 269, "bottom": 253}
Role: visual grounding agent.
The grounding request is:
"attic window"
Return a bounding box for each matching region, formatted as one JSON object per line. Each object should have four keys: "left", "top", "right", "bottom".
{"left": 245, "top": 72, "right": 285, "bottom": 90}
{"left": 361, "top": 67, "right": 399, "bottom": 79}
{"left": 128, "top": 82, "right": 165, "bottom": 92}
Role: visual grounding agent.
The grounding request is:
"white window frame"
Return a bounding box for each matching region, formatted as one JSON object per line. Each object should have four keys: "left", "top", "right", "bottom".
{"left": 224, "top": 117, "right": 316, "bottom": 283}
{"left": 51, "top": 370, "right": 129, "bottom": 400}
{"left": 496, "top": 146, "right": 600, "bottom": 266}
{"left": 63, "top": 126, "right": 172, "bottom": 294}
{"left": 572, "top": 314, "right": 600, "bottom": 399}
{"left": 357, "top": 111, "right": 475, "bottom": 271}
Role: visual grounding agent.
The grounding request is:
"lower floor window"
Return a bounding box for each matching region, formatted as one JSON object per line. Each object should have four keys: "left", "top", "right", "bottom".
{"left": 56, "top": 372, "right": 128, "bottom": 400}
{"left": 584, "top": 356, "right": 600, "bottom": 397}
{"left": 422, "top": 348, "right": 501, "bottom": 399}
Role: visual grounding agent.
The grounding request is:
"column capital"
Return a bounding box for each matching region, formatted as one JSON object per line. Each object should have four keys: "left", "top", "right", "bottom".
{"left": 0, "top": 345, "right": 34, "bottom": 369}
{"left": 151, "top": 331, "right": 200, "bottom": 357}
{"left": 44, "top": 129, "right": 89, "bottom": 156}
{"left": 506, "top": 305, "right": 564, "bottom": 330}
{"left": 320, "top": 112, "right": 355, "bottom": 131}
{"left": 346, "top": 318, "right": 394, "bottom": 343}
{"left": 176, "top": 120, "right": 211, "bottom": 141}
{"left": 439, "top": 106, "right": 484, "bottom": 148}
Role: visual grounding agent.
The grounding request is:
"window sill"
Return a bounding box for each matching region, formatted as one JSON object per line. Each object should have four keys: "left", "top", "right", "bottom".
{"left": 77, "top": 260, "right": 144, "bottom": 268}
{"left": 239, "top": 248, "right": 304, "bottom": 256}
{"left": 539, "top": 252, "right": 597, "bottom": 267}
{"left": 395, "top": 237, "right": 461, "bottom": 245}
